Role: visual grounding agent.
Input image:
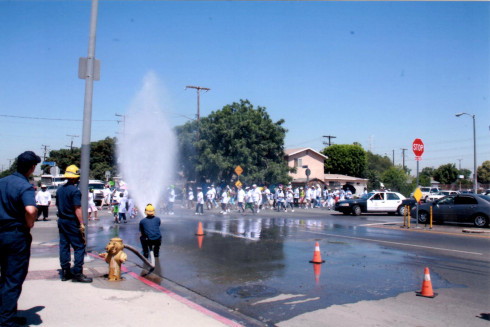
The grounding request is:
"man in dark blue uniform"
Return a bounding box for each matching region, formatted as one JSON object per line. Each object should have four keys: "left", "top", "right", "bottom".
{"left": 139, "top": 204, "right": 162, "bottom": 258}
{"left": 56, "top": 165, "right": 92, "bottom": 283}
{"left": 0, "top": 151, "right": 40, "bottom": 327}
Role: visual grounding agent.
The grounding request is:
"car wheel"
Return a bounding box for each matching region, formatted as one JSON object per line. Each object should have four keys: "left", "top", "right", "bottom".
{"left": 418, "top": 210, "right": 429, "bottom": 224}
{"left": 352, "top": 205, "right": 361, "bottom": 216}
{"left": 397, "top": 206, "right": 405, "bottom": 216}
{"left": 473, "top": 214, "right": 488, "bottom": 228}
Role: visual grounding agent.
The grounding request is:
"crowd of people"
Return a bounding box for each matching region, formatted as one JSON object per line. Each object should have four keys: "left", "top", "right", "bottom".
{"left": 182, "top": 183, "right": 367, "bottom": 215}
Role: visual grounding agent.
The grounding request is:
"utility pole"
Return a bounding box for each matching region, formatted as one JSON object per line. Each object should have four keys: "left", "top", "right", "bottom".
{"left": 392, "top": 149, "right": 395, "bottom": 166}
{"left": 66, "top": 135, "right": 79, "bottom": 151}
{"left": 41, "top": 145, "right": 50, "bottom": 162}
{"left": 401, "top": 148, "right": 407, "bottom": 171}
{"left": 457, "top": 159, "right": 462, "bottom": 170}
{"left": 185, "top": 85, "right": 210, "bottom": 121}
{"left": 322, "top": 135, "right": 337, "bottom": 147}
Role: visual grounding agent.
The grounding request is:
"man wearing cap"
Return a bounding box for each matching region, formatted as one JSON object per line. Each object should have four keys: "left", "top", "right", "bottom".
{"left": 56, "top": 165, "right": 92, "bottom": 283}
{"left": 0, "top": 151, "right": 40, "bottom": 327}
{"left": 35, "top": 184, "right": 52, "bottom": 221}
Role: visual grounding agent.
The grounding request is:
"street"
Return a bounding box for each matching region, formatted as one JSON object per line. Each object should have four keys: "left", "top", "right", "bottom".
{"left": 33, "top": 204, "right": 490, "bottom": 326}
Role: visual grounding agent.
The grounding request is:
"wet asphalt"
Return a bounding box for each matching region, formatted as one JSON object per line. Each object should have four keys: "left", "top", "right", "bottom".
{"left": 74, "top": 204, "right": 490, "bottom": 326}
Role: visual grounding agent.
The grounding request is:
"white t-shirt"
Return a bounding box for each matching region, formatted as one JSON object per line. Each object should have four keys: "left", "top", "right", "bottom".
{"left": 237, "top": 189, "right": 245, "bottom": 202}
{"left": 168, "top": 189, "right": 176, "bottom": 202}
{"left": 197, "top": 191, "right": 204, "bottom": 204}
{"left": 221, "top": 190, "right": 229, "bottom": 204}
{"left": 35, "top": 190, "right": 51, "bottom": 206}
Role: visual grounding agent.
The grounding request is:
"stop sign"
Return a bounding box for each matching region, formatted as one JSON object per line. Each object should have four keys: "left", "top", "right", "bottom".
{"left": 412, "top": 138, "right": 424, "bottom": 157}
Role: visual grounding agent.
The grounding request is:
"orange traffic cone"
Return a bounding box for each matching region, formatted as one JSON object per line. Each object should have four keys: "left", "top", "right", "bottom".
{"left": 195, "top": 221, "right": 205, "bottom": 236}
{"left": 309, "top": 242, "right": 325, "bottom": 264}
{"left": 416, "top": 267, "right": 438, "bottom": 298}
{"left": 197, "top": 235, "right": 203, "bottom": 249}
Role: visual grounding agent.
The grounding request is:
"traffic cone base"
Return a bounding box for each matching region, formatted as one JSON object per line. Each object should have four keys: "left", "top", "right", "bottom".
{"left": 309, "top": 242, "right": 325, "bottom": 264}
{"left": 416, "top": 267, "right": 438, "bottom": 298}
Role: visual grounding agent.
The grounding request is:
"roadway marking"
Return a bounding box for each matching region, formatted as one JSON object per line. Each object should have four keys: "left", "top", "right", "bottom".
{"left": 360, "top": 222, "right": 397, "bottom": 226}
{"left": 306, "top": 231, "right": 483, "bottom": 256}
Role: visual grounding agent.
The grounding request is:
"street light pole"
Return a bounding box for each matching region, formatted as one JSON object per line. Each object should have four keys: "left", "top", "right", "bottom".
{"left": 456, "top": 112, "right": 477, "bottom": 193}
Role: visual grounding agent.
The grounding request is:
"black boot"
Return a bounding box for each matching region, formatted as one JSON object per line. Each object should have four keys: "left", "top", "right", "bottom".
{"left": 72, "top": 273, "right": 93, "bottom": 283}
{"left": 61, "top": 268, "right": 74, "bottom": 281}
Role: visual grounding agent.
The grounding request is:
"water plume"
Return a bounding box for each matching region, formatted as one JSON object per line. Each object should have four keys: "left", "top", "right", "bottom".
{"left": 117, "top": 72, "right": 177, "bottom": 214}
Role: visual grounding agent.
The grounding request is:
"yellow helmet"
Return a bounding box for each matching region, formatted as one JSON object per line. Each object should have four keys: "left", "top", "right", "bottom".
{"left": 64, "top": 165, "right": 80, "bottom": 178}
{"left": 145, "top": 204, "right": 155, "bottom": 217}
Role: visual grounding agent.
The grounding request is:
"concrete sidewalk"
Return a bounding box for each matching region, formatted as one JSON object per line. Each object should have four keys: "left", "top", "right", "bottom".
{"left": 17, "top": 222, "right": 243, "bottom": 327}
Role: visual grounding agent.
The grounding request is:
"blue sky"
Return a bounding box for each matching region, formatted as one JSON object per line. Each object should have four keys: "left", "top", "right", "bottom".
{"left": 1, "top": 1, "right": 488, "bottom": 176}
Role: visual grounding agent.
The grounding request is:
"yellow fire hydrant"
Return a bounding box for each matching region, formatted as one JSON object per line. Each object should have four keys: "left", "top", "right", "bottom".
{"left": 99, "top": 237, "right": 128, "bottom": 281}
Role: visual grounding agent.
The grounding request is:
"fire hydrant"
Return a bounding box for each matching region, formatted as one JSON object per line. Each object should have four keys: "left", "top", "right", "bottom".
{"left": 99, "top": 237, "right": 128, "bottom": 281}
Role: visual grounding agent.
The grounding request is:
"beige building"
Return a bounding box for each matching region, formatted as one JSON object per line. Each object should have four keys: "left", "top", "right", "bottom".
{"left": 284, "top": 148, "right": 368, "bottom": 196}
{"left": 284, "top": 148, "right": 328, "bottom": 186}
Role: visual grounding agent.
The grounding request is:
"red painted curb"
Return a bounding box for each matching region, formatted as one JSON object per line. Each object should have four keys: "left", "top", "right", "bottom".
{"left": 88, "top": 253, "right": 243, "bottom": 327}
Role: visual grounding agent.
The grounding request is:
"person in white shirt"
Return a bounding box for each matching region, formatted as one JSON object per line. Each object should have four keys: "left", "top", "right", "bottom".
{"left": 35, "top": 184, "right": 51, "bottom": 221}
{"left": 276, "top": 185, "right": 285, "bottom": 212}
{"left": 99, "top": 184, "right": 112, "bottom": 210}
{"left": 119, "top": 194, "right": 128, "bottom": 223}
{"left": 220, "top": 187, "right": 229, "bottom": 214}
{"left": 261, "top": 186, "right": 271, "bottom": 210}
{"left": 245, "top": 187, "right": 255, "bottom": 214}
{"left": 304, "top": 186, "right": 312, "bottom": 209}
{"left": 252, "top": 184, "right": 262, "bottom": 213}
{"left": 286, "top": 188, "right": 294, "bottom": 212}
{"left": 87, "top": 189, "right": 99, "bottom": 220}
{"left": 237, "top": 185, "right": 245, "bottom": 212}
{"left": 195, "top": 187, "right": 204, "bottom": 215}
{"left": 293, "top": 187, "right": 300, "bottom": 208}
{"left": 167, "top": 185, "right": 176, "bottom": 215}
{"left": 187, "top": 187, "right": 194, "bottom": 209}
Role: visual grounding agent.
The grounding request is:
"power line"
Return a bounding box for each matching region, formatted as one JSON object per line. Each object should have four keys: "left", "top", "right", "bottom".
{"left": 0, "top": 114, "right": 116, "bottom": 122}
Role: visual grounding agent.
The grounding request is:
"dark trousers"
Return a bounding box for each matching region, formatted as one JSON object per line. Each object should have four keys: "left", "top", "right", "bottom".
{"left": 140, "top": 237, "right": 161, "bottom": 257}
{"left": 195, "top": 203, "right": 203, "bottom": 214}
{"left": 58, "top": 219, "right": 85, "bottom": 275}
{"left": 37, "top": 205, "right": 49, "bottom": 219}
{"left": 0, "top": 228, "right": 32, "bottom": 327}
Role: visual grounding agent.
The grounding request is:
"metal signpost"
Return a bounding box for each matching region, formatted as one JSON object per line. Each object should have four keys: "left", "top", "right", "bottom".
{"left": 79, "top": 0, "right": 100, "bottom": 251}
{"left": 412, "top": 138, "right": 424, "bottom": 228}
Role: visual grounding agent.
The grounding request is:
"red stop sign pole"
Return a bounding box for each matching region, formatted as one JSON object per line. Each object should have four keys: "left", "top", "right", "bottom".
{"left": 412, "top": 138, "right": 424, "bottom": 228}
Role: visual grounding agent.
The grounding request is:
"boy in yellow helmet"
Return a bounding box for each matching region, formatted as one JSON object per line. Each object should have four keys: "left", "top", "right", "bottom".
{"left": 139, "top": 204, "right": 162, "bottom": 258}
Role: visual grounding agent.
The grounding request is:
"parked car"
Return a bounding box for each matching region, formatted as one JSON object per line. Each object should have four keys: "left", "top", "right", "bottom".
{"left": 412, "top": 194, "right": 490, "bottom": 227}
{"left": 335, "top": 191, "right": 412, "bottom": 216}
{"left": 88, "top": 180, "right": 106, "bottom": 206}
{"left": 483, "top": 189, "right": 490, "bottom": 196}
{"left": 410, "top": 186, "right": 440, "bottom": 202}
{"left": 426, "top": 190, "right": 459, "bottom": 202}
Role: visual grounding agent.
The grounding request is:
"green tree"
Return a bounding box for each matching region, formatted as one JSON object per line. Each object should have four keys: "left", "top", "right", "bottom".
{"left": 322, "top": 144, "right": 367, "bottom": 177}
{"left": 433, "top": 163, "right": 458, "bottom": 185}
{"left": 417, "top": 167, "right": 435, "bottom": 186}
{"left": 46, "top": 137, "right": 117, "bottom": 180}
{"left": 0, "top": 159, "right": 17, "bottom": 179}
{"left": 477, "top": 160, "right": 490, "bottom": 184}
{"left": 365, "top": 151, "right": 392, "bottom": 190}
{"left": 176, "top": 99, "right": 292, "bottom": 185}
{"left": 381, "top": 165, "right": 410, "bottom": 195}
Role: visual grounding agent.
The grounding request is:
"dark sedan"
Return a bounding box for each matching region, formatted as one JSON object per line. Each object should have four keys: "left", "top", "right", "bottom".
{"left": 413, "top": 194, "right": 490, "bottom": 227}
